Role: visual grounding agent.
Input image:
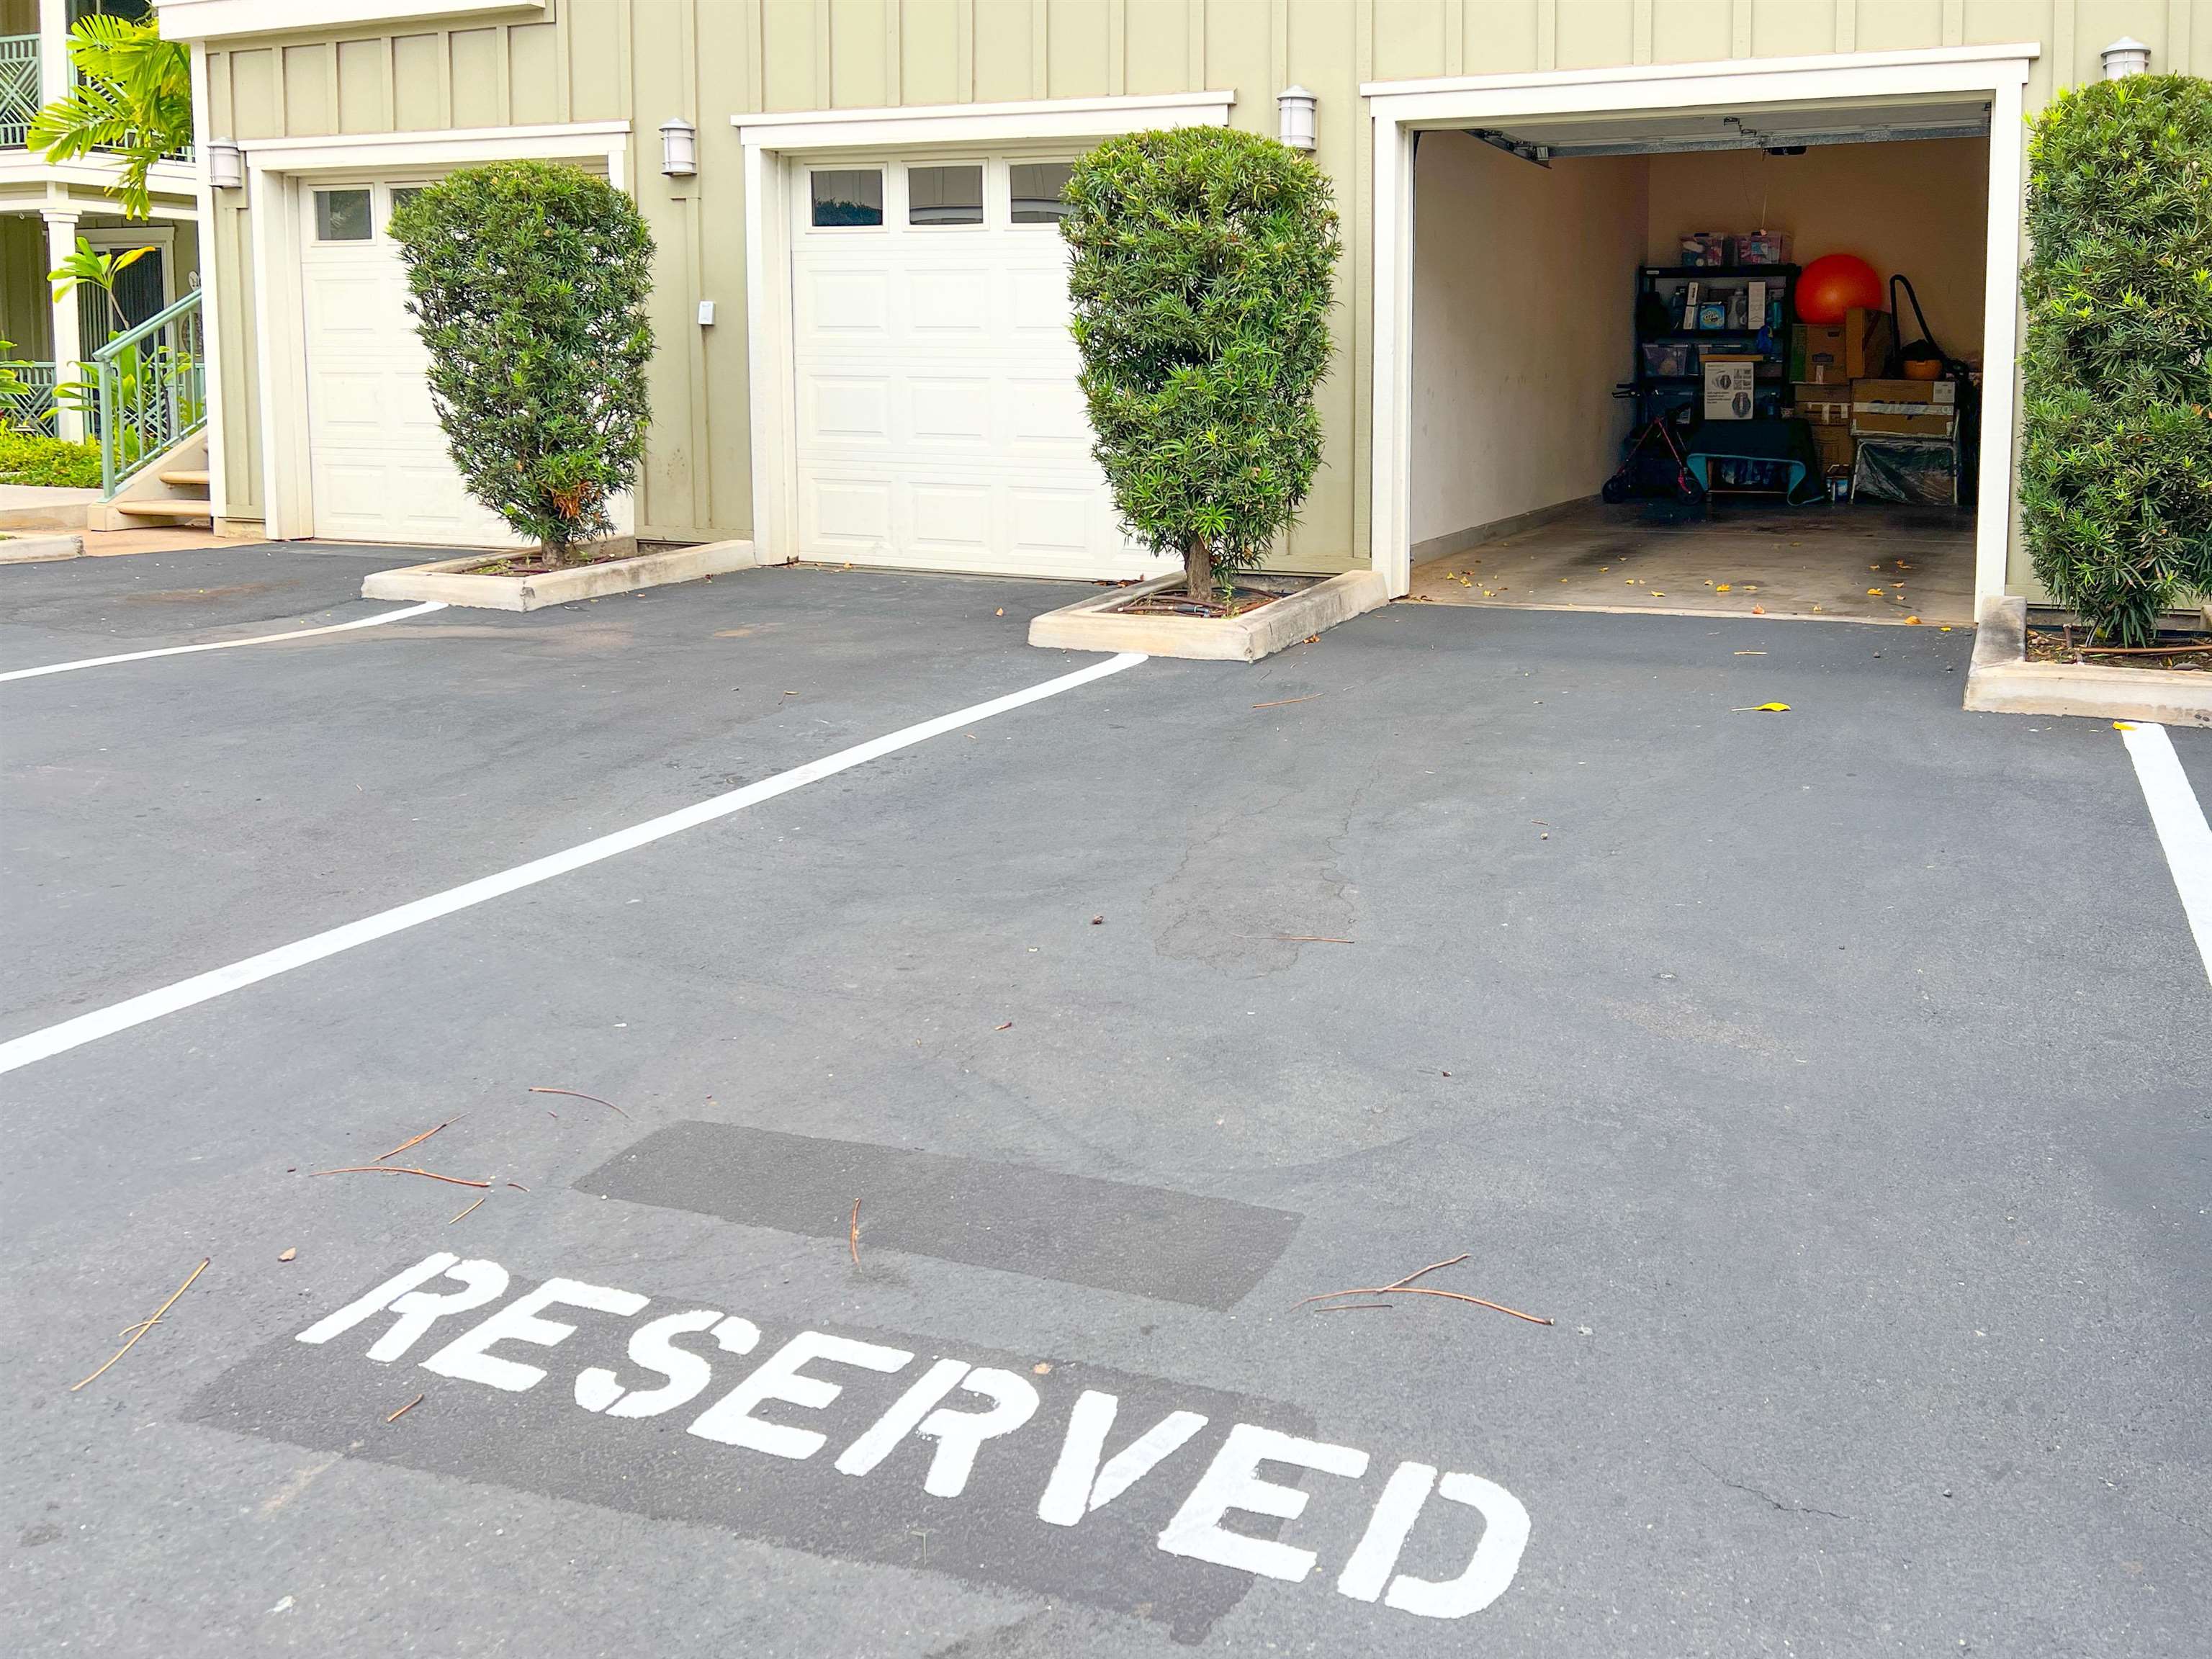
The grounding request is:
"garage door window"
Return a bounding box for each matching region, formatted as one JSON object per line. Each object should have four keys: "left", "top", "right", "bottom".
{"left": 313, "top": 188, "right": 373, "bottom": 242}
{"left": 1009, "top": 162, "right": 1074, "bottom": 225}
{"left": 811, "top": 168, "right": 884, "bottom": 228}
{"left": 908, "top": 163, "right": 983, "bottom": 228}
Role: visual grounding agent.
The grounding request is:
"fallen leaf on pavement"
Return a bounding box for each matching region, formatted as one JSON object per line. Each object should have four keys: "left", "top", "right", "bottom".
{"left": 1732, "top": 703, "right": 1791, "bottom": 712}
{"left": 278, "top": 1248, "right": 296, "bottom": 1263}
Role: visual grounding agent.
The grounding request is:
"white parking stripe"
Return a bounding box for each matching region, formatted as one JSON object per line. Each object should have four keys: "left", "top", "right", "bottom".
{"left": 0, "top": 601, "right": 449, "bottom": 683}
{"left": 2119, "top": 722, "right": 2212, "bottom": 987}
{"left": 0, "top": 651, "right": 1148, "bottom": 1076}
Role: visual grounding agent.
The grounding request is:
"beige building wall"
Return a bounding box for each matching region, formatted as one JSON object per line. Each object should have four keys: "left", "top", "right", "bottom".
{"left": 1411, "top": 138, "right": 1645, "bottom": 552}
{"left": 1645, "top": 137, "right": 1991, "bottom": 364}
{"left": 194, "top": 0, "right": 2212, "bottom": 566}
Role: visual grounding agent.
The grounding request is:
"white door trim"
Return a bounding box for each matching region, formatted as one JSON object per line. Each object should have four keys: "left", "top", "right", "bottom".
{"left": 733, "top": 91, "right": 1235, "bottom": 569}
{"left": 1363, "top": 45, "right": 2039, "bottom": 610}
{"left": 243, "top": 122, "right": 629, "bottom": 540}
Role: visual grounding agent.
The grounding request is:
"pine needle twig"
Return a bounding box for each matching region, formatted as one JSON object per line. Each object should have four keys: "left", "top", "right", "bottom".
{"left": 72, "top": 1259, "right": 209, "bottom": 1392}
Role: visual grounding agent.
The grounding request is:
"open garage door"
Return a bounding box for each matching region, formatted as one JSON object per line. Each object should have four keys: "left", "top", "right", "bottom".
{"left": 1366, "top": 48, "right": 2036, "bottom": 626}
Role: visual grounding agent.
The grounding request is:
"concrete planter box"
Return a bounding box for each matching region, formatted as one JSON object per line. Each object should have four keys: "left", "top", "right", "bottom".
{"left": 1029, "top": 569, "right": 1390, "bottom": 662}
{"left": 0, "top": 532, "right": 86, "bottom": 565}
{"left": 361, "top": 537, "right": 755, "bottom": 612}
{"left": 1964, "top": 597, "right": 2212, "bottom": 727}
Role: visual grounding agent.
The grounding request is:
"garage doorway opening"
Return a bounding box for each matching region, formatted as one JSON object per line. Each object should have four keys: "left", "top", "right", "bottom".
{"left": 1367, "top": 48, "right": 2036, "bottom": 624}
{"left": 1409, "top": 111, "right": 1987, "bottom": 625}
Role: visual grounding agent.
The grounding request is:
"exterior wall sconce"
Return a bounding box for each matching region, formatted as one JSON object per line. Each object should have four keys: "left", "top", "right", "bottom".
{"left": 207, "top": 141, "right": 243, "bottom": 190}
{"left": 660, "top": 117, "right": 698, "bottom": 177}
{"left": 2101, "top": 37, "right": 2152, "bottom": 78}
{"left": 1277, "top": 86, "right": 1317, "bottom": 151}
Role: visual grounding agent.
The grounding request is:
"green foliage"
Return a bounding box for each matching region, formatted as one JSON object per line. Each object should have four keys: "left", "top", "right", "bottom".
{"left": 0, "top": 341, "right": 26, "bottom": 404}
{"left": 2020, "top": 73, "right": 2212, "bottom": 646}
{"left": 0, "top": 431, "right": 103, "bottom": 489}
{"left": 27, "top": 16, "right": 193, "bottom": 221}
{"left": 389, "top": 161, "right": 655, "bottom": 559}
{"left": 1061, "top": 127, "right": 1341, "bottom": 596}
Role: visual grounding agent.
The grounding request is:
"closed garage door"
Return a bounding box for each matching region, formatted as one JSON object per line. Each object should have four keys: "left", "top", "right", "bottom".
{"left": 298, "top": 181, "right": 522, "bottom": 548}
{"left": 791, "top": 155, "right": 1165, "bottom": 580}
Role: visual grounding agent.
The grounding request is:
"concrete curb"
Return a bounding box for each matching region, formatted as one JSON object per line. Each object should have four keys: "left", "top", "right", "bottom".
{"left": 361, "top": 538, "right": 755, "bottom": 611}
{"left": 1028, "top": 569, "right": 1390, "bottom": 662}
{"left": 0, "top": 533, "right": 86, "bottom": 565}
{"left": 1963, "top": 596, "right": 2212, "bottom": 726}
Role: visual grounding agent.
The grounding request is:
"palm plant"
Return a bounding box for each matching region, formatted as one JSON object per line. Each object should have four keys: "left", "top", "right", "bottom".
{"left": 27, "top": 14, "right": 192, "bottom": 221}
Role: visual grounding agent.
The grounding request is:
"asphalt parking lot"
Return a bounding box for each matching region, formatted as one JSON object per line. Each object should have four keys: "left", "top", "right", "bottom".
{"left": 4, "top": 544, "right": 2208, "bottom": 1658}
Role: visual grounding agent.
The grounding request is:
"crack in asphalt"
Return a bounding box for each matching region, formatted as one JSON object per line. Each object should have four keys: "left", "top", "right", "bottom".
{"left": 1693, "top": 1456, "right": 1858, "bottom": 1521}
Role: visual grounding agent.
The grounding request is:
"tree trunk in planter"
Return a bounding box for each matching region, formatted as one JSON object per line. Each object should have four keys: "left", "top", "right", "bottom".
{"left": 1183, "top": 540, "right": 1215, "bottom": 605}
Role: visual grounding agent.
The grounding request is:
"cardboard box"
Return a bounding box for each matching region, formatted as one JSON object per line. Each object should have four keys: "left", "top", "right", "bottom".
{"left": 1851, "top": 377, "right": 1958, "bottom": 438}
{"left": 1791, "top": 324, "right": 1846, "bottom": 384}
{"left": 1791, "top": 310, "right": 1897, "bottom": 383}
{"left": 1703, "top": 355, "right": 1761, "bottom": 421}
{"left": 1809, "top": 422, "right": 1856, "bottom": 474}
{"left": 1844, "top": 307, "right": 1896, "bottom": 379}
{"left": 1794, "top": 384, "right": 1853, "bottom": 423}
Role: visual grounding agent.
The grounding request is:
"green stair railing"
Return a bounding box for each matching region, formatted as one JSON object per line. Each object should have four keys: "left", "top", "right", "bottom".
{"left": 91, "top": 288, "right": 206, "bottom": 498}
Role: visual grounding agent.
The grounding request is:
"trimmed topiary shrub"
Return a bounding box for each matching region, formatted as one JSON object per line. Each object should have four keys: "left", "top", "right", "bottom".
{"left": 390, "top": 161, "right": 655, "bottom": 563}
{"left": 2020, "top": 73, "right": 2212, "bottom": 645}
{"left": 1061, "top": 127, "right": 1341, "bottom": 601}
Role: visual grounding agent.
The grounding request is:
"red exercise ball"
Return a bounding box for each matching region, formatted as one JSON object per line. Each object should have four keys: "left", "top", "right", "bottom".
{"left": 1797, "top": 253, "right": 1884, "bottom": 324}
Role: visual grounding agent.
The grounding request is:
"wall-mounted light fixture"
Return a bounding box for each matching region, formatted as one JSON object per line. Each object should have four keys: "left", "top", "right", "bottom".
{"left": 1277, "top": 86, "right": 1317, "bottom": 151}
{"left": 2101, "top": 37, "right": 2152, "bottom": 78}
{"left": 660, "top": 117, "right": 698, "bottom": 177}
{"left": 207, "top": 140, "right": 243, "bottom": 190}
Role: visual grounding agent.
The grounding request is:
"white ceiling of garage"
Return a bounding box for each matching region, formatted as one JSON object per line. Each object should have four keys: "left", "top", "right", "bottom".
{"left": 1465, "top": 95, "right": 1991, "bottom": 160}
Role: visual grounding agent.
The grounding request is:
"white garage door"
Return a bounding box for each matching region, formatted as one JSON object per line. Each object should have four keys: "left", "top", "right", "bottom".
{"left": 790, "top": 155, "right": 1166, "bottom": 580}
{"left": 298, "top": 181, "right": 523, "bottom": 549}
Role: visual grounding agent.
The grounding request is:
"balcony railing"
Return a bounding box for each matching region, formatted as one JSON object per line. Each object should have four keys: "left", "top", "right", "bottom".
{"left": 4, "top": 362, "right": 58, "bottom": 434}
{"left": 1, "top": 35, "right": 37, "bottom": 149}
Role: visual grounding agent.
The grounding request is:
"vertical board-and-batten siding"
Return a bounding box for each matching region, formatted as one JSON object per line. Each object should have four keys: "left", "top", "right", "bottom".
{"left": 202, "top": 0, "right": 2210, "bottom": 565}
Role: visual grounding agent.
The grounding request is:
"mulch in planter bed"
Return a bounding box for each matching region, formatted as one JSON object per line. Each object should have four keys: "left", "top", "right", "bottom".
{"left": 2026, "top": 628, "right": 2212, "bottom": 673}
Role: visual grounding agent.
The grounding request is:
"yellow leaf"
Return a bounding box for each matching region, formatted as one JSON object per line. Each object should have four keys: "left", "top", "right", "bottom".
{"left": 1866, "top": 588, "right": 1885, "bottom": 595}
{"left": 1904, "top": 616, "right": 1922, "bottom": 625}
{"left": 1715, "top": 583, "right": 1732, "bottom": 592}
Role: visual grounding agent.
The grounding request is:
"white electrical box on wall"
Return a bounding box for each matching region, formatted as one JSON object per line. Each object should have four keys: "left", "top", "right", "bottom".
{"left": 697, "top": 300, "right": 716, "bottom": 326}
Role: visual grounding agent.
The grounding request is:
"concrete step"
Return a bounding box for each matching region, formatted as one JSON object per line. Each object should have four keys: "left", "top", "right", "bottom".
{"left": 158, "top": 469, "right": 210, "bottom": 490}
{"left": 112, "top": 499, "right": 215, "bottom": 521}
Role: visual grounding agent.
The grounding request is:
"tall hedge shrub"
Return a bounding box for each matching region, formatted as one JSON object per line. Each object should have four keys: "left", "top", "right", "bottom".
{"left": 1061, "top": 128, "right": 1341, "bottom": 601}
{"left": 2020, "top": 74, "right": 2212, "bottom": 644}
{"left": 390, "top": 161, "right": 655, "bottom": 563}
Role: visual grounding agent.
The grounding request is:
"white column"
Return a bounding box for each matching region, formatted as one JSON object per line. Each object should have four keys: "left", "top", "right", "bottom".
{"left": 36, "top": 0, "right": 70, "bottom": 114}
{"left": 43, "top": 207, "right": 84, "bottom": 442}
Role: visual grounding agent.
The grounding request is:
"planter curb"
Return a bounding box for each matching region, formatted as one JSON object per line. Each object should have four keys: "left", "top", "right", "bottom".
{"left": 1963, "top": 596, "right": 2212, "bottom": 727}
{"left": 362, "top": 538, "right": 755, "bottom": 611}
{"left": 0, "top": 532, "right": 85, "bottom": 565}
{"left": 1028, "top": 569, "right": 1390, "bottom": 662}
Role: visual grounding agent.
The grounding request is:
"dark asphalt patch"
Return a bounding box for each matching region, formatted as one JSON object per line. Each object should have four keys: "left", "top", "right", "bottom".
{"left": 576, "top": 1123, "right": 1303, "bottom": 1310}
{"left": 189, "top": 1256, "right": 1316, "bottom": 1645}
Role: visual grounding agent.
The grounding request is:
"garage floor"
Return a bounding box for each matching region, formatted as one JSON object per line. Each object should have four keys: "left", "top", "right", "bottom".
{"left": 1410, "top": 499, "right": 1976, "bottom": 625}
